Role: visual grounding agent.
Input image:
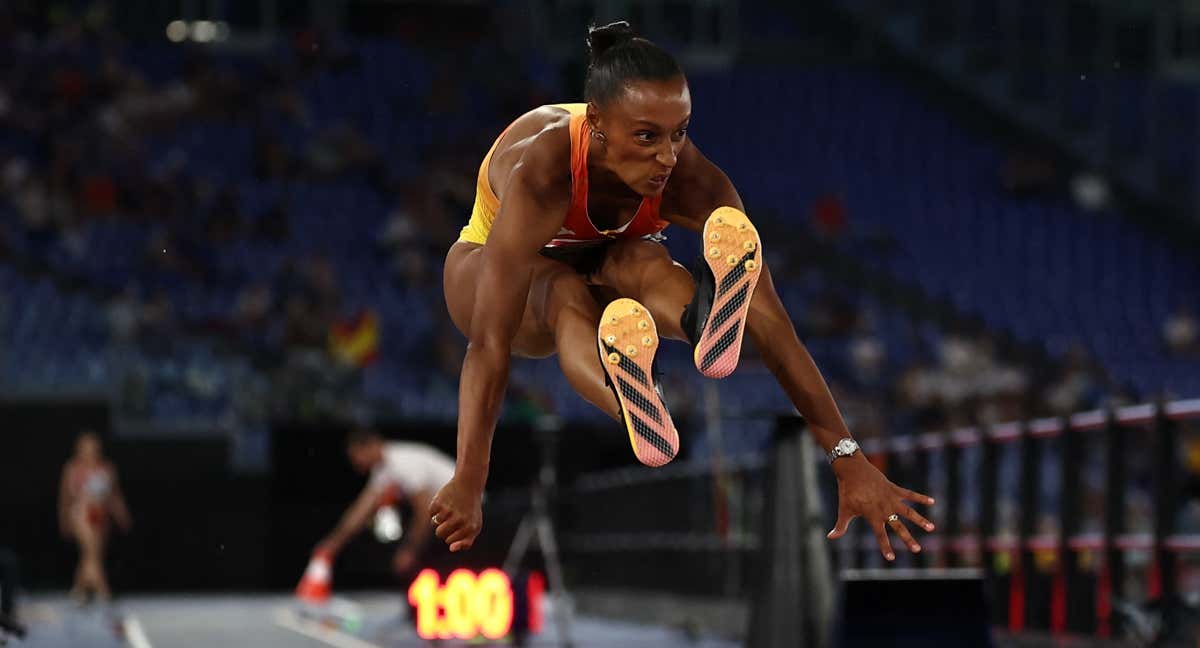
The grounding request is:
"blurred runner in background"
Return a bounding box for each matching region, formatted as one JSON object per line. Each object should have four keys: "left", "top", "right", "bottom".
{"left": 58, "top": 431, "right": 132, "bottom": 605}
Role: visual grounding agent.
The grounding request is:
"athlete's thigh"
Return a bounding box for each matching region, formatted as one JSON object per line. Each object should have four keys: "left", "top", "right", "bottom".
{"left": 70, "top": 515, "right": 99, "bottom": 554}
{"left": 444, "top": 241, "right": 592, "bottom": 358}
{"left": 592, "top": 238, "right": 689, "bottom": 295}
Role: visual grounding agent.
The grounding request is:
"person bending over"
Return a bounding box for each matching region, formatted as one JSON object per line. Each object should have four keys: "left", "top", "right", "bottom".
{"left": 298, "top": 430, "right": 456, "bottom": 601}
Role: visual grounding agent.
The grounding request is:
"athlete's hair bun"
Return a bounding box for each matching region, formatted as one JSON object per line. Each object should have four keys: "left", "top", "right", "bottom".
{"left": 583, "top": 21, "right": 682, "bottom": 105}
{"left": 587, "top": 21, "right": 637, "bottom": 62}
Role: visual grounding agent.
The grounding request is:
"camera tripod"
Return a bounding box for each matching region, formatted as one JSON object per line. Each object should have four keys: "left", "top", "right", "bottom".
{"left": 503, "top": 416, "right": 574, "bottom": 648}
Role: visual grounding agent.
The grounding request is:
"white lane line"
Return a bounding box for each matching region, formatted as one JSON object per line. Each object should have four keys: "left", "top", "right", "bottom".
{"left": 273, "top": 607, "right": 382, "bottom": 648}
{"left": 123, "top": 615, "right": 154, "bottom": 648}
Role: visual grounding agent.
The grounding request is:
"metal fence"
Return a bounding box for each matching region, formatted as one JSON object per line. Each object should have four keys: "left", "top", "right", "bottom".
{"left": 557, "top": 398, "right": 1200, "bottom": 642}
{"left": 843, "top": 398, "right": 1200, "bottom": 639}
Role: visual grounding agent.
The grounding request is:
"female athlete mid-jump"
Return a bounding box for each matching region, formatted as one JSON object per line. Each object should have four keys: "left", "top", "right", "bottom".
{"left": 433, "top": 21, "right": 935, "bottom": 562}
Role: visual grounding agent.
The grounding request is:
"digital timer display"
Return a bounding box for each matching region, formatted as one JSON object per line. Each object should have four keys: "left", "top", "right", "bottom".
{"left": 407, "top": 568, "right": 514, "bottom": 640}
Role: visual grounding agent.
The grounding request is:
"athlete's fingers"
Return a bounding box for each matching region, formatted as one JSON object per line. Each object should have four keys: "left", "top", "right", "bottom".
{"left": 894, "top": 486, "right": 935, "bottom": 507}
{"left": 435, "top": 518, "right": 461, "bottom": 541}
{"left": 887, "top": 514, "right": 921, "bottom": 553}
{"left": 898, "top": 503, "right": 935, "bottom": 532}
{"left": 449, "top": 539, "right": 474, "bottom": 553}
{"left": 444, "top": 525, "right": 477, "bottom": 547}
{"left": 827, "top": 510, "right": 854, "bottom": 539}
{"left": 871, "top": 520, "right": 895, "bottom": 561}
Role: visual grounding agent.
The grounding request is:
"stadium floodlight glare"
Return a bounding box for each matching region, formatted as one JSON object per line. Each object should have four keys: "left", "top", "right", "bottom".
{"left": 165, "top": 20, "right": 187, "bottom": 43}
{"left": 192, "top": 20, "right": 216, "bottom": 43}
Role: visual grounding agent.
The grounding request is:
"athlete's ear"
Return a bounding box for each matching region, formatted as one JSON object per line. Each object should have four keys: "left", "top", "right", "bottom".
{"left": 586, "top": 102, "right": 603, "bottom": 136}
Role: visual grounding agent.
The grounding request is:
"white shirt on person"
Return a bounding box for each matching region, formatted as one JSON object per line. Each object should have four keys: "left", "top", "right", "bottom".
{"left": 368, "top": 442, "right": 455, "bottom": 498}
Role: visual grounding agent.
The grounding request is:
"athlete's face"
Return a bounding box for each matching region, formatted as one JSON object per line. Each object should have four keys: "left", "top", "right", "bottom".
{"left": 76, "top": 434, "right": 101, "bottom": 462}
{"left": 590, "top": 76, "right": 691, "bottom": 197}
{"left": 348, "top": 441, "right": 381, "bottom": 474}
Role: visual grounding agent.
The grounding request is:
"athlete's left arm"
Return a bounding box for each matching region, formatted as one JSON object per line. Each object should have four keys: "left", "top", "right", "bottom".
{"left": 665, "top": 143, "right": 935, "bottom": 560}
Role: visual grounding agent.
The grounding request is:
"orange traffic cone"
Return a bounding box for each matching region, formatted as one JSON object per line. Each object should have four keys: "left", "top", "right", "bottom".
{"left": 296, "top": 549, "right": 333, "bottom": 603}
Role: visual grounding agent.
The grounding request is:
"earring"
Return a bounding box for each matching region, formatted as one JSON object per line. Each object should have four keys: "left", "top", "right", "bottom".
{"left": 592, "top": 130, "right": 607, "bottom": 143}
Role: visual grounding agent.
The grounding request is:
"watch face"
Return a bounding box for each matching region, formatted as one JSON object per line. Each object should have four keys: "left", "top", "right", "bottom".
{"left": 837, "top": 439, "right": 857, "bottom": 455}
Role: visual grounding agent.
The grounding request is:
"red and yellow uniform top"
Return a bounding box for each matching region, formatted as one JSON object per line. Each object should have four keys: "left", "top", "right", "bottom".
{"left": 458, "top": 103, "right": 669, "bottom": 248}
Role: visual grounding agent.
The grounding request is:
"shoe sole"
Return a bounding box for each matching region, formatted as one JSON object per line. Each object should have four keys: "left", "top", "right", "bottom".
{"left": 693, "top": 207, "right": 763, "bottom": 379}
{"left": 597, "top": 298, "right": 679, "bottom": 467}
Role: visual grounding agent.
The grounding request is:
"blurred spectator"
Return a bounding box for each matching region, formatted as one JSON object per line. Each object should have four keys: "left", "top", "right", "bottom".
{"left": 58, "top": 211, "right": 88, "bottom": 260}
{"left": 1164, "top": 307, "right": 1199, "bottom": 357}
{"left": 896, "top": 357, "right": 945, "bottom": 432}
{"left": 974, "top": 333, "right": 1032, "bottom": 424}
{"left": 233, "top": 282, "right": 274, "bottom": 331}
{"left": 1001, "top": 148, "right": 1060, "bottom": 197}
{"left": 1070, "top": 172, "right": 1112, "bottom": 212}
{"left": 395, "top": 247, "right": 432, "bottom": 289}
{"left": 833, "top": 380, "right": 886, "bottom": 442}
{"left": 379, "top": 203, "right": 418, "bottom": 252}
{"left": 1, "top": 156, "right": 30, "bottom": 195}
{"left": 305, "top": 256, "right": 342, "bottom": 316}
{"left": 79, "top": 172, "right": 117, "bottom": 215}
{"left": 305, "top": 121, "right": 381, "bottom": 181}
{"left": 804, "top": 290, "right": 857, "bottom": 338}
{"left": 107, "top": 286, "right": 140, "bottom": 343}
{"left": 811, "top": 192, "right": 847, "bottom": 240}
{"left": 849, "top": 316, "right": 885, "bottom": 387}
{"left": 140, "top": 290, "right": 177, "bottom": 350}
{"left": 283, "top": 295, "right": 327, "bottom": 351}
{"left": 17, "top": 174, "right": 61, "bottom": 255}
{"left": 1044, "top": 344, "right": 1102, "bottom": 415}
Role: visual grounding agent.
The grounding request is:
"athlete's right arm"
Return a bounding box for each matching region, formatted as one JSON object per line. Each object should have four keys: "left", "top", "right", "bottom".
{"left": 431, "top": 126, "right": 570, "bottom": 552}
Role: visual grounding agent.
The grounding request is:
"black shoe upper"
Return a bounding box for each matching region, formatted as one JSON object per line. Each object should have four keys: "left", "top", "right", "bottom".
{"left": 680, "top": 255, "right": 716, "bottom": 347}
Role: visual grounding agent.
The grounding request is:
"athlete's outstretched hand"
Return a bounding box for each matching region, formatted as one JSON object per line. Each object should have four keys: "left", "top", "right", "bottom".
{"left": 429, "top": 475, "right": 484, "bottom": 552}
{"left": 825, "top": 455, "right": 935, "bottom": 561}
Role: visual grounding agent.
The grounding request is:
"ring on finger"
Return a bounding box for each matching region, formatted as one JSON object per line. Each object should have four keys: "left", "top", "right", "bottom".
{"left": 431, "top": 514, "right": 441, "bottom": 525}
{"left": 887, "top": 514, "right": 900, "bottom": 523}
